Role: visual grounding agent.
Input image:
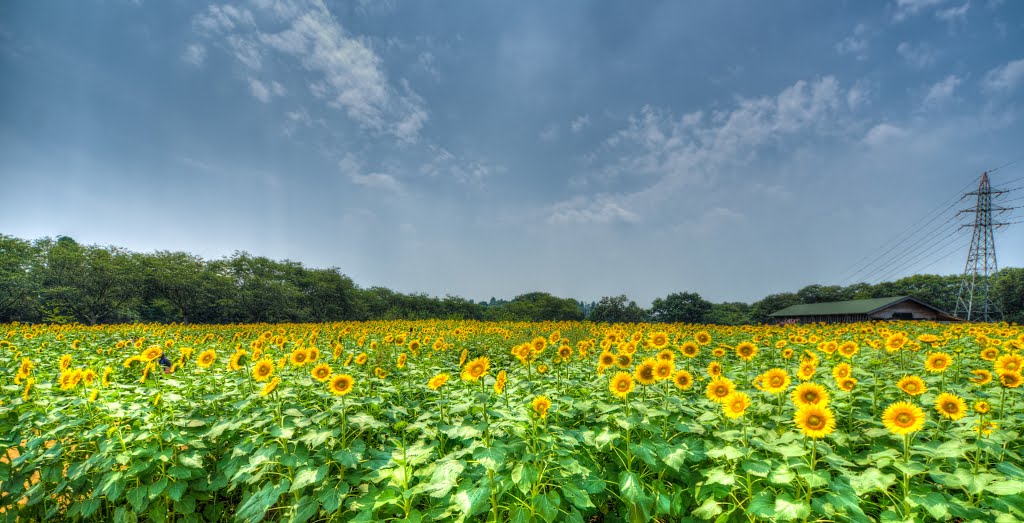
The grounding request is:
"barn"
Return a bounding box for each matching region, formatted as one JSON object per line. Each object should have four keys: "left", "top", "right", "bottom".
{"left": 768, "top": 296, "right": 961, "bottom": 324}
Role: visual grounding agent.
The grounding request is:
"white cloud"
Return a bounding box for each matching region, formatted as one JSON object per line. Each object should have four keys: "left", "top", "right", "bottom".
{"left": 935, "top": 2, "right": 970, "bottom": 21}
{"left": 349, "top": 172, "right": 402, "bottom": 192}
{"left": 182, "top": 43, "right": 207, "bottom": 66}
{"left": 420, "top": 146, "right": 503, "bottom": 186}
{"left": 892, "top": 0, "right": 951, "bottom": 22}
{"left": 982, "top": 58, "right": 1024, "bottom": 92}
{"left": 248, "top": 78, "right": 285, "bottom": 102}
{"left": 339, "top": 153, "right": 402, "bottom": 192}
{"left": 862, "top": 123, "right": 909, "bottom": 146}
{"left": 550, "top": 76, "right": 853, "bottom": 225}
{"left": 417, "top": 51, "right": 439, "bottom": 80}
{"left": 193, "top": 0, "right": 428, "bottom": 143}
{"left": 570, "top": 114, "right": 591, "bottom": 133}
{"left": 249, "top": 78, "right": 271, "bottom": 102}
{"left": 846, "top": 81, "right": 872, "bottom": 110}
{"left": 920, "top": 74, "right": 961, "bottom": 109}
{"left": 548, "top": 195, "right": 640, "bottom": 225}
{"left": 897, "top": 42, "right": 936, "bottom": 69}
{"left": 835, "top": 24, "right": 870, "bottom": 60}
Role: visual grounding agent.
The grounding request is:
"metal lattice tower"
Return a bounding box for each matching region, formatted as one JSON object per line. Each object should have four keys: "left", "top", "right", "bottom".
{"left": 954, "top": 172, "right": 1007, "bottom": 321}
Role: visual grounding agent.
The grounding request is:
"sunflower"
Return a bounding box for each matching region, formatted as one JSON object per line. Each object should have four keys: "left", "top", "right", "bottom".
{"left": 557, "top": 345, "right": 572, "bottom": 360}
{"left": 599, "top": 352, "right": 615, "bottom": 367}
{"left": 970, "top": 369, "right": 992, "bottom": 385}
{"left": 723, "top": 391, "right": 751, "bottom": 419}
{"left": 82, "top": 369, "right": 97, "bottom": 385}
{"left": 461, "top": 356, "right": 490, "bottom": 382}
{"left": 494, "top": 370, "right": 507, "bottom": 394}
{"left": 615, "top": 353, "right": 633, "bottom": 369}
{"left": 782, "top": 348, "right": 794, "bottom": 360}
{"left": 676, "top": 342, "right": 698, "bottom": 359}
{"left": 311, "top": 363, "right": 332, "bottom": 382}
{"left": 654, "top": 359, "right": 674, "bottom": 381}
{"left": 791, "top": 382, "right": 830, "bottom": 408}
{"left": 229, "top": 350, "right": 247, "bottom": 371}
{"left": 252, "top": 358, "right": 275, "bottom": 382}
{"left": 706, "top": 376, "right": 735, "bottom": 403}
{"left": 838, "top": 341, "right": 859, "bottom": 358}
{"left": 924, "top": 352, "right": 951, "bottom": 373}
{"left": 797, "top": 362, "right": 816, "bottom": 381}
{"left": 712, "top": 347, "right": 726, "bottom": 358}
{"left": 885, "top": 335, "right": 907, "bottom": 352}
{"left": 897, "top": 375, "right": 927, "bottom": 396}
{"left": 260, "top": 377, "right": 281, "bottom": 397}
{"left": 22, "top": 378, "right": 33, "bottom": 401}
{"left": 101, "top": 367, "right": 112, "bottom": 387}
{"left": 657, "top": 349, "right": 674, "bottom": 362}
{"left": 374, "top": 367, "right": 387, "bottom": 379}
{"left": 59, "top": 354, "right": 72, "bottom": 370}
{"left": 695, "top": 331, "right": 712, "bottom": 346}
{"left": 649, "top": 331, "right": 669, "bottom": 350}
{"left": 794, "top": 404, "right": 836, "bottom": 439}
{"left": 838, "top": 377, "right": 857, "bottom": 392}
{"left": 829, "top": 363, "right": 850, "bottom": 381}
{"left": 307, "top": 347, "right": 320, "bottom": 362}
{"left": 536, "top": 364, "right": 548, "bottom": 374}
{"left": 882, "top": 401, "right": 926, "bottom": 435}
{"left": 673, "top": 369, "right": 693, "bottom": 390}
{"left": 973, "top": 400, "right": 991, "bottom": 414}
{"left": 408, "top": 339, "right": 421, "bottom": 352}
{"left": 190, "top": 349, "right": 214, "bottom": 369}
{"left": 707, "top": 361, "right": 722, "bottom": 377}
{"left": 735, "top": 342, "right": 758, "bottom": 362}
{"left": 427, "top": 372, "right": 450, "bottom": 390}
{"left": 142, "top": 345, "right": 163, "bottom": 361}
{"left": 397, "top": 353, "right": 407, "bottom": 368}
{"left": 980, "top": 347, "right": 999, "bottom": 361}
{"left": 610, "top": 372, "right": 635, "bottom": 398}
{"left": 974, "top": 420, "right": 998, "bottom": 437}
{"left": 532, "top": 337, "right": 548, "bottom": 354}
{"left": 354, "top": 353, "right": 368, "bottom": 366}
{"left": 1000, "top": 372, "right": 1022, "bottom": 388}
{"left": 761, "top": 368, "right": 791, "bottom": 394}
{"left": 917, "top": 334, "right": 940, "bottom": 345}
{"left": 329, "top": 374, "right": 355, "bottom": 396}
{"left": 289, "top": 348, "right": 310, "bottom": 367}
{"left": 635, "top": 358, "right": 658, "bottom": 386}
{"left": 532, "top": 395, "right": 552, "bottom": 419}
{"left": 934, "top": 392, "right": 967, "bottom": 420}
{"left": 995, "top": 354, "right": 1023, "bottom": 375}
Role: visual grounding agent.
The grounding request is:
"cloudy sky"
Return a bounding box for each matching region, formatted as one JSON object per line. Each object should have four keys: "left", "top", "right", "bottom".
{"left": 2, "top": 0, "right": 1023, "bottom": 305}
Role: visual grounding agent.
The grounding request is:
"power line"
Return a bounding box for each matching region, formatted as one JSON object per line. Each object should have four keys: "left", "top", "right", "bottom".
{"left": 913, "top": 236, "right": 972, "bottom": 274}
{"left": 868, "top": 228, "right": 969, "bottom": 284}
{"left": 840, "top": 183, "right": 972, "bottom": 284}
{"left": 854, "top": 211, "right": 966, "bottom": 284}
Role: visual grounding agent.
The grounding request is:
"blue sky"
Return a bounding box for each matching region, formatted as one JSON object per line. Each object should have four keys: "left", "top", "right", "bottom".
{"left": 1, "top": 0, "right": 1023, "bottom": 304}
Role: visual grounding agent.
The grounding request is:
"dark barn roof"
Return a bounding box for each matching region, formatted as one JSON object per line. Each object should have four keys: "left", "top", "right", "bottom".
{"left": 769, "top": 296, "right": 960, "bottom": 321}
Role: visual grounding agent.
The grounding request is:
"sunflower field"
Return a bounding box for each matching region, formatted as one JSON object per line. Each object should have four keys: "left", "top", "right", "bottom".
{"left": 1, "top": 321, "right": 1024, "bottom": 522}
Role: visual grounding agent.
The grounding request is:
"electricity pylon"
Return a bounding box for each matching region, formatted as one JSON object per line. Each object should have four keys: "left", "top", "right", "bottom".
{"left": 954, "top": 172, "right": 1008, "bottom": 321}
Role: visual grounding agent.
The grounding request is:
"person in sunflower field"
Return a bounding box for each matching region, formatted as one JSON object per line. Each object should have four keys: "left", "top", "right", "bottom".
{"left": 159, "top": 352, "right": 174, "bottom": 374}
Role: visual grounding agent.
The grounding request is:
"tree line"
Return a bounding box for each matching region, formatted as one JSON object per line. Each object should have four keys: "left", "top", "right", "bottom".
{"left": 1, "top": 234, "right": 1022, "bottom": 325}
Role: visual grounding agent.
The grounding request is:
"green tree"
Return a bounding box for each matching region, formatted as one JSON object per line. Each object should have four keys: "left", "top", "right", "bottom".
{"left": 41, "top": 237, "right": 141, "bottom": 324}
{"left": 588, "top": 295, "right": 648, "bottom": 323}
{"left": 994, "top": 267, "right": 1024, "bottom": 324}
{"left": 649, "top": 292, "right": 713, "bottom": 324}
{"left": 0, "top": 235, "right": 41, "bottom": 322}
{"left": 705, "top": 302, "right": 752, "bottom": 325}
{"left": 141, "top": 251, "right": 232, "bottom": 324}
{"left": 490, "top": 292, "right": 584, "bottom": 321}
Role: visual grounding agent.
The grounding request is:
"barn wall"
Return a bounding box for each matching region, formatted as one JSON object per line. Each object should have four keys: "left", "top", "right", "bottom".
{"left": 869, "top": 301, "right": 943, "bottom": 320}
